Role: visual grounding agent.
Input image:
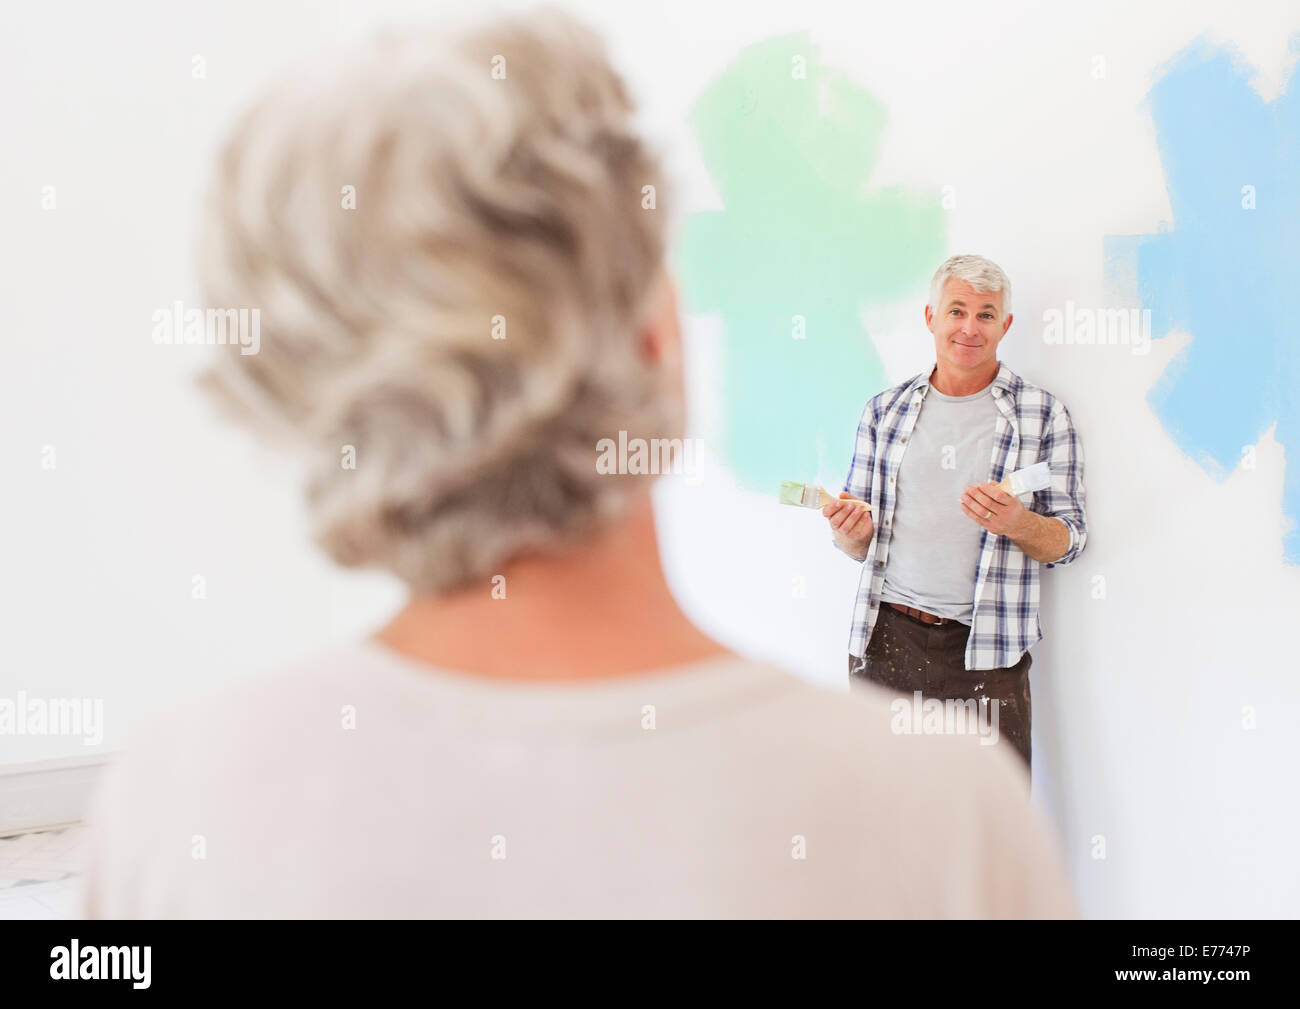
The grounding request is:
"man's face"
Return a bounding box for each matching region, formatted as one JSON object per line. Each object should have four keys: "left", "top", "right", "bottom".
{"left": 924, "top": 277, "right": 1012, "bottom": 372}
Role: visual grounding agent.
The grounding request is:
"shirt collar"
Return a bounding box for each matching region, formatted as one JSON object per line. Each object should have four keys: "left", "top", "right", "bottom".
{"left": 911, "top": 360, "right": 1016, "bottom": 400}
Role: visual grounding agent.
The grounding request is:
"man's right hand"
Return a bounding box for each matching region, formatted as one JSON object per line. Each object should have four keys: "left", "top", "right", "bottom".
{"left": 824, "top": 492, "right": 875, "bottom": 560}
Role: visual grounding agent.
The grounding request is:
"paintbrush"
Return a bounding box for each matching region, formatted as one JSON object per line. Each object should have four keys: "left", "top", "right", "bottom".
{"left": 779, "top": 481, "right": 872, "bottom": 512}
{"left": 997, "top": 461, "right": 1052, "bottom": 496}
{"left": 779, "top": 463, "right": 1046, "bottom": 513}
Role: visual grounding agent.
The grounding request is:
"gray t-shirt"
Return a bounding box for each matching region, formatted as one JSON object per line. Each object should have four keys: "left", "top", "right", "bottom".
{"left": 880, "top": 382, "right": 998, "bottom": 623}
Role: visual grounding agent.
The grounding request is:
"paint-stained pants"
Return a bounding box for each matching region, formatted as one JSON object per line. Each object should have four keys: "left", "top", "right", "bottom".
{"left": 848, "top": 603, "right": 1033, "bottom": 773}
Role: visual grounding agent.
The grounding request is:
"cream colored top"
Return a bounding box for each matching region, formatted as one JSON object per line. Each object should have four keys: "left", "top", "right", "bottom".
{"left": 82, "top": 642, "right": 1078, "bottom": 918}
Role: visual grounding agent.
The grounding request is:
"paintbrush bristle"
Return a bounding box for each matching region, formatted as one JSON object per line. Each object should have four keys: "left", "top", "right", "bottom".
{"left": 778, "top": 480, "right": 811, "bottom": 507}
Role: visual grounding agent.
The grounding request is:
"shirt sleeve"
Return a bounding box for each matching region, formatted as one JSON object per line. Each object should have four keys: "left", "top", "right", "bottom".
{"left": 1034, "top": 400, "right": 1088, "bottom": 568}
{"left": 833, "top": 400, "right": 877, "bottom": 561}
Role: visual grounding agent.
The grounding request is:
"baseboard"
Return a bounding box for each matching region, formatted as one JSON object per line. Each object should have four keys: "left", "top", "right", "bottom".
{"left": 0, "top": 755, "right": 111, "bottom": 837}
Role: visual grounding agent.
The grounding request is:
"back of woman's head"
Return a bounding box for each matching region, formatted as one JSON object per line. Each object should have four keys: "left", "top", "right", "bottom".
{"left": 198, "top": 10, "right": 678, "bottom": 593}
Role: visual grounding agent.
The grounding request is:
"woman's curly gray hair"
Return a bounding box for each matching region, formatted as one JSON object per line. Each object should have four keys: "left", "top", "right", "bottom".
{"left": 197, "top": 11, "right": 678, "bottom": 593}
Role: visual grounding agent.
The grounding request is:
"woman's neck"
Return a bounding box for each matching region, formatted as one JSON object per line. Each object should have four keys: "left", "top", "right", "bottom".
{"left": 374, "top": 493, "right": 730, "bottom": 681}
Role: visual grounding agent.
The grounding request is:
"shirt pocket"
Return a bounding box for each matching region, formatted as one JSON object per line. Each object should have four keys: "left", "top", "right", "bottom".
{"left": 1015, "top": 431, "right": 1043, "bottom": 469}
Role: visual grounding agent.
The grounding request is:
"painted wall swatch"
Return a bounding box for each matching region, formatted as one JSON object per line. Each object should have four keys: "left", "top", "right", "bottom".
{"left": 1107, "top": 36, "right": 1300, "bottom": 562}
{"left": 678, "top": 32, "right": 945, "bottom": 493}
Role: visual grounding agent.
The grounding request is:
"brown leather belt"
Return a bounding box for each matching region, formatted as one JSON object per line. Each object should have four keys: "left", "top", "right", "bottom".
{"left": 886, "top": 602, "right": 953, "bottom": 626}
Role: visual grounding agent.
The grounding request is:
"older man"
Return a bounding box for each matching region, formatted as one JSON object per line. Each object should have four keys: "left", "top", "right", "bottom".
{"left": 825, "top": 254, "right": 1088, "bottom": 773}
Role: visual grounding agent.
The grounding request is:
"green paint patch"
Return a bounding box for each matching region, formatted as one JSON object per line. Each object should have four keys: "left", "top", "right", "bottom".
{"left": 678, "top": 32, "right": 946, "bottom": 492}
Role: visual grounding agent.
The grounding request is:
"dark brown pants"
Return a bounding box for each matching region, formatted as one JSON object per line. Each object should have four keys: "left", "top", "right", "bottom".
{"left": 848, "top": 603, "right": 1032, "bottom": 772}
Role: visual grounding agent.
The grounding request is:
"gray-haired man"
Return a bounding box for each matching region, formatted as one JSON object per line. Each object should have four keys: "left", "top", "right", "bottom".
{"left": 825, "top": 254, "right": 1088, "bottom": 773}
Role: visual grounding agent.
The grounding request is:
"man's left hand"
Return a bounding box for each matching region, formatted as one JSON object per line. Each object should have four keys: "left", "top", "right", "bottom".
{"left": 960, "top": 481, "right": 1030, "bottom": 538}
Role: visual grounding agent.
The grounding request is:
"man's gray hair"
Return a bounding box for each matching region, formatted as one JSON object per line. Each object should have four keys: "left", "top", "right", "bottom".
{"left": 927, "top": 254, "right": 1012, "bottom": 317}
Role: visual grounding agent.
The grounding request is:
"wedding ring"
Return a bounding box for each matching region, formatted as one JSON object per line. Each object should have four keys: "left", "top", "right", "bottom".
{"left": 985, "top": 509, "right": 992, "bottom": 519}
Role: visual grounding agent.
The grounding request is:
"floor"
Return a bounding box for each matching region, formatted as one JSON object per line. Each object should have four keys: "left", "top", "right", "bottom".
{"left": 0, "top": 825, "right": 86, "bottom": 919}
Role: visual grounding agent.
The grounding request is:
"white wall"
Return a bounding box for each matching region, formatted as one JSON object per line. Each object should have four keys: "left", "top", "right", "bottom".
{"left": 2, "top": 0, "right": 1297, "bottom": 917}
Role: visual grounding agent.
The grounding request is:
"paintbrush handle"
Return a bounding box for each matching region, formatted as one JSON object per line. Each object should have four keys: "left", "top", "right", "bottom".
{"left": 817, "top": 487, "right": 871, "bottom": 511}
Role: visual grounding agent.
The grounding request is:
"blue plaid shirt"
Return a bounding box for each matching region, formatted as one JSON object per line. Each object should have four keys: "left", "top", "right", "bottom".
{"left": 838, "top": 361, "right": 1087, "bottom": 670}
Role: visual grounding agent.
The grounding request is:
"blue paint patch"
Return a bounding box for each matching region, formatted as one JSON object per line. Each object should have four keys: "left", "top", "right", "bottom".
{"left": 1106, "top": 35, "right": 1300, "bottom": 561}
